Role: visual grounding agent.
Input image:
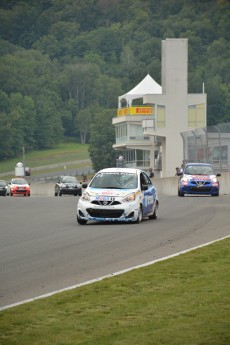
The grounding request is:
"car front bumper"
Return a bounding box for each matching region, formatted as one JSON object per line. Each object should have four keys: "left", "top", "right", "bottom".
{"left": 0, "top": 189, "right": 7, "bottom": 195}
{"left": 60, "top": 187, "right": 81, "bottom": 195}
{"left": 179, "top": 184, "right": 219, "bottom": 195}
{"left": 11, "top": 189, "right": 30, "bottom": 195}
{"left": 77, "top": 199, "right": 139, "bottom": 222}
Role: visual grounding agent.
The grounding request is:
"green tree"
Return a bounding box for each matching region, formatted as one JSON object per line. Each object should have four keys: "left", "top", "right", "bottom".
{"left": 10, "top": 93, "right": 36, "bottom": 149}
{"left": 74, "top": 103, "right": 100, "bottom": 144}
{"left": 58, "top": 63, "right": 103, "bottom": 137}
{"left": 0, "top": 111, "right": 17, "bottom": 159}
{"left": 34, "top": 92, "right": 63, "bottom": 149}
{"left": 89, "top": 109, "right": 116, "bottom": 172}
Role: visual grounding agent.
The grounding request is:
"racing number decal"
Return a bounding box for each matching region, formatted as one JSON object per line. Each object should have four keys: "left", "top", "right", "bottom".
{"left": 142, "top": 192, "right": 154, "bottom": 207}
{"left": 147, "top": 195, "right": 154, "bottom": 205}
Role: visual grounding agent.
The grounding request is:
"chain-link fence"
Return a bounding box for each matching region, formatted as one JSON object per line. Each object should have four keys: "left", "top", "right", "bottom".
{"left": 181, "top": 122, "right": 230, "bottom": 172}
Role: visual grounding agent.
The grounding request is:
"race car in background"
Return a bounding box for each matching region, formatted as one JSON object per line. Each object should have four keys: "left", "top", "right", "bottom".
{"left": 7, "top": 178, "right": 31, "bottom": 196}
{"left": 178, "top": 163, "right": 221, "bottom": 197}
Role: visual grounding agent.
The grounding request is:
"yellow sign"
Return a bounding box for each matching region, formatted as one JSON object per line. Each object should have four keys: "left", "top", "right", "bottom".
{"left": 117, "top": 107, "right": 153, "bottom": 117}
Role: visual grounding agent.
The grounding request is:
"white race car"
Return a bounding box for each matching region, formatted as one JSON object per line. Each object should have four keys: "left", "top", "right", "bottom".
{"left": 77, "top": 167, "right": 159, "bottom": 225}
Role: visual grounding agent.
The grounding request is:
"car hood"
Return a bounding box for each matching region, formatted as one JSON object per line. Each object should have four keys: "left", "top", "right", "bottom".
{"left": 87, "top": 187, "right": 137, "bottom": 197}
{"left": 185, "top": 174, "right": 216, "bottom": 181}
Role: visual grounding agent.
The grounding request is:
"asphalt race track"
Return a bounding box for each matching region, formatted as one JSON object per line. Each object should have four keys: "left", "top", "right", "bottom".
{"left": 0, "top": 194, "right": 229, "bottom": 309}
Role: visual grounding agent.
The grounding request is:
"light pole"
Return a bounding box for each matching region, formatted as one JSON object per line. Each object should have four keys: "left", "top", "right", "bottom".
{"left": 22, "top": 147, "right": 25, "bottom": 176}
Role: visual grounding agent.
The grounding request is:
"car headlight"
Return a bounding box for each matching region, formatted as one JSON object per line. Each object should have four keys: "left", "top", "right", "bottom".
{"left": 211, "top": 177, "right": 219, "bottom": 186}
{"left": 122, "top": 192, "right": 136, "bottom": 202}
{"left": 181, "top": 177, "right": 189, "bottom": 186}
{"left": 81, "top": 191, "right": 90, "bottom": 201}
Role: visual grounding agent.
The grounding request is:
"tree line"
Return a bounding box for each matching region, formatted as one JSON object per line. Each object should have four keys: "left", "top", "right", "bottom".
{"left": 0, "top": 0, "right": 229, "bottom": 169}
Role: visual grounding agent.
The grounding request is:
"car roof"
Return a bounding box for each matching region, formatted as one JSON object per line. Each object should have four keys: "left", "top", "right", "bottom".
{"left": 185, "top": 163, "right": 212, "bottom": 167}
{"left": 12, "top": 177, "right": 27, "bottom": 180}
{"left": 11, "top": 178, "right": 28, "bottom": 182}
{"left": 96, "top": 167, "right": 143, "bottom": 174}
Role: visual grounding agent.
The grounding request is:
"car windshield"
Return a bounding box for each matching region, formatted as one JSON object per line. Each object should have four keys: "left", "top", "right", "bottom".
{"left": 90, "top": 172, "right": 138, "bottom": 189}
{"left": 61, "top": 177, "right": 78, "bottom": 183}
{"left": 12, "top": 179, "right": 27, "bottom": 185}
{"left": 184, "top": 165, "right": 214, "bottom": 175}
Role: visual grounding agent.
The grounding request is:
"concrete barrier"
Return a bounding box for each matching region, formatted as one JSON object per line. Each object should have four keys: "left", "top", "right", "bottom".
{"left": 30, "top": 172, "right": 230, "bottom": 196}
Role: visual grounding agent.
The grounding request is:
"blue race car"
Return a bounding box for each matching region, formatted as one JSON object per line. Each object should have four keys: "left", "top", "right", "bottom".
{"left": 178, "top": 163, "right": 221, "bottom": 197}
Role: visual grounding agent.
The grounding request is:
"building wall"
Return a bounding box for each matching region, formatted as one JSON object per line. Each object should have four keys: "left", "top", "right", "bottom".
{"left": 143, "top": 38, "right": 206, "bottom": 177}
{"left": 113, "top": 38, "right": 207, "bottom": 177}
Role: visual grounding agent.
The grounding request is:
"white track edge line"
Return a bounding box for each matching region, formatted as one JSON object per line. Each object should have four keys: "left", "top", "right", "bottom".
{"left": 1, "top": 234, "right": 229, "bottom": 312}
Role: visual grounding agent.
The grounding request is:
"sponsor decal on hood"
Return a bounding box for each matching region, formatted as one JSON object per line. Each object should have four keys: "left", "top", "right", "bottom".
{"left": 190, "top": 175, "right": 213, "bottom": 180}
{"left": 88, "top": 187, "right": 136, "bottom": 197}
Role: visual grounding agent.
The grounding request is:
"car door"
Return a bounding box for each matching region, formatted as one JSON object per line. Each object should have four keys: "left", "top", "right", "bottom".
{"left": 140, "top": 172, "right": 155, "bottom": 216}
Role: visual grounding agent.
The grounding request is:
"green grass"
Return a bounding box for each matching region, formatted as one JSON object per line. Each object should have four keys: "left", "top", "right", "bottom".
{"left": 0, "top": 143, "right": 90, "bottom": 174}
{"left": 0, "top": 238, "right": 229, "bottom": 345}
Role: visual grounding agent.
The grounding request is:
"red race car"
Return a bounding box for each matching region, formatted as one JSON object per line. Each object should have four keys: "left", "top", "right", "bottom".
{"left": 7, "top": 178, "right": 30, "bottom": 196}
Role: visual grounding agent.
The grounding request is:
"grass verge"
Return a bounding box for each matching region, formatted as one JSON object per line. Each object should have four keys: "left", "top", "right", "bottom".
{"left": 0, "top": 143, "right": 90, "bottom": 174}
{"left": 0, "top": 238, "right": 229, "bottom": 345}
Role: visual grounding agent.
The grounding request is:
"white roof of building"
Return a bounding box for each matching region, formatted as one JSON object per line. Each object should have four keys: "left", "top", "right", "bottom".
{"left": 118, "top": 74, "right": 162, "bottom": 107}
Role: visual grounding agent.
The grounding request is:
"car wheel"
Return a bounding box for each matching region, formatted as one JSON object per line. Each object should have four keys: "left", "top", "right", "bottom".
{"left": 77, "top": 216, "right": 87, "bottom": 225}
{"left": 135, "top": 205, "right": 143, "bottom": 223}
{"left": 178, "top": 189, "right": 184, "bottom": 197}
{"left": 55, "top": 192, "right": 58, "bottom": 196}
{"left": 10, "top": 192, "right": 13, "bottom": 196}
{"left": 78, "top": 190, "right": 82, "bottom": 196}
{"left": 149, "top": 202, "right": 158, "bottom": 219}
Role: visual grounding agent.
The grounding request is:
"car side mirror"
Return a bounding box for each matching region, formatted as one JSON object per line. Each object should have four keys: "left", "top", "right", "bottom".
{"left": 216, "top": 173, "right": 221, "bottom": 177}
{"left": 82, "top": 183, "right": 88, "bottom": 188}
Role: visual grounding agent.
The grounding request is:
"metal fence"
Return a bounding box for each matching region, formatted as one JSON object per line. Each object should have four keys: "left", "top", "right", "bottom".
{"left": 181, "top": 122, "right": 230, "bottom": 172}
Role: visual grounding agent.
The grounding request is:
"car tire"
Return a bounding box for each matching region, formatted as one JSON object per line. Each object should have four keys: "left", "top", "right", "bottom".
{"left": 135, "top": 205, "right": 143, "bottom": 223}
{"left": 55, "top": 192, "right": 58, "bottom": 196}
{"left": 78, "top": 190, "right": 82, "bottom": 196}
{"left": 77, "top": 216, "right": 87, "bottom": 225}
{"left": 10, "top": 192, "right": 13, "bottom": 196}
{"left": 149, "top": 202, "right": 158, "bottom": 220}
{"left": 178, "top": 189, "right": 184, "bottom": 197}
